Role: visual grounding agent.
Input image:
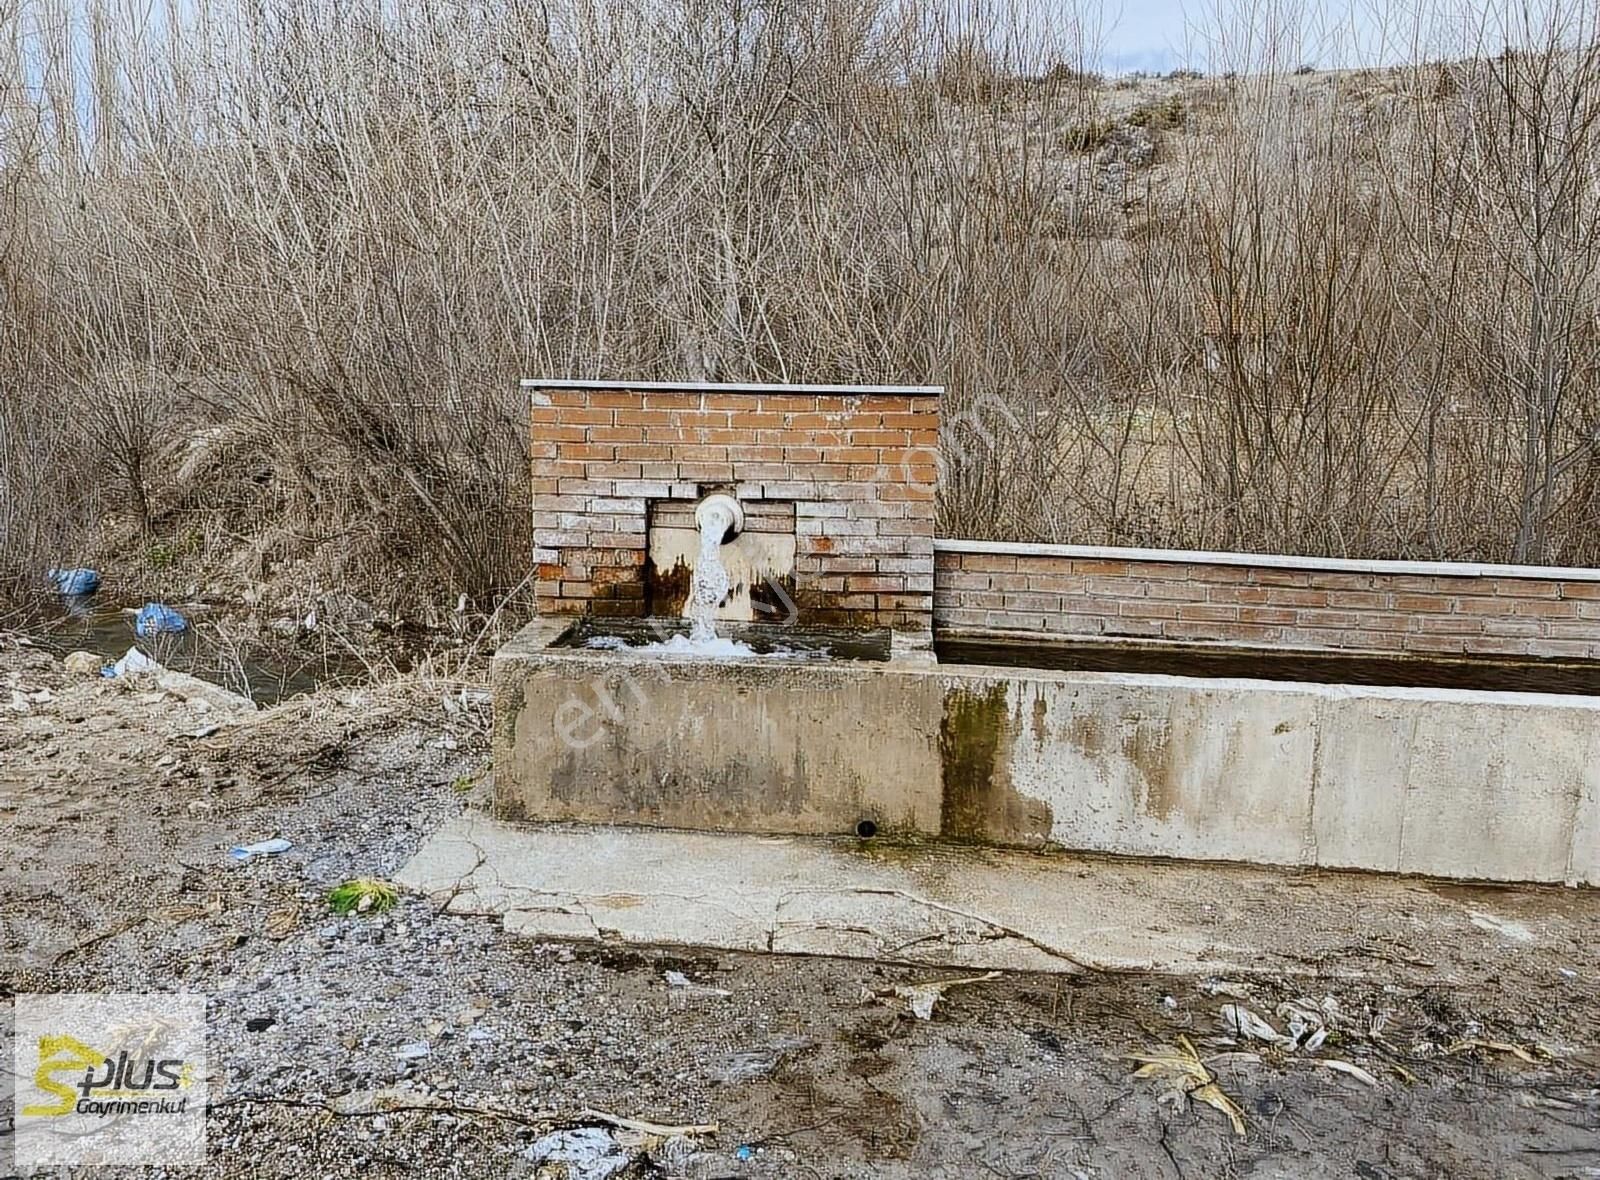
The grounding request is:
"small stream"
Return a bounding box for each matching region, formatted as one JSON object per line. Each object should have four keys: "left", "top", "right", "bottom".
{"left": 34, "top": 601, "right": 364, "bottom": 705}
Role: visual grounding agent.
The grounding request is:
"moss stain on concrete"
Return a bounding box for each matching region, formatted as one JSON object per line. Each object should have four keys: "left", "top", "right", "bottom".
{"left": 1031, "top": 691, "right": 1049, "bottom": 748}
{"left": 939, "top": 683, "right": 1053, "bottom": 844}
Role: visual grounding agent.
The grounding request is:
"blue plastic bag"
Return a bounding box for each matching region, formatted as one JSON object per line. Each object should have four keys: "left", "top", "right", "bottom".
{"left": 135, "top": 602, "right": 188, "bottom": 637}
{"left": 47, "top": 567, "right": 101, "bottom": 596}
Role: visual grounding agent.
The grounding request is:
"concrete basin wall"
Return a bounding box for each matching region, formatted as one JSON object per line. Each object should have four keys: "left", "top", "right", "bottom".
{"left": 976, "top": 668, "right": 1600, "bottom": 884}
{"left": 494, "top": 621, "right": 1600, "bottom": 885}
{"left": 494, "top": 621, "right": 945, "bottom": 837}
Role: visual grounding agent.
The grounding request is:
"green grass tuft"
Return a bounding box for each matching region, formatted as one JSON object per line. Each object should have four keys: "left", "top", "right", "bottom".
{"left": 327, "top": 877, "right": 399, "bottom": 916}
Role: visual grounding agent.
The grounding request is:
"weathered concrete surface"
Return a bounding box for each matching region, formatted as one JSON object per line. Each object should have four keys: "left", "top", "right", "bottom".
{"left": 985, "top": 672, "right": 1319, "bottom": 866}
{"left": 494, "top": 620, "right": 1600, "bottom": 884}
{"left": 973, "top": 667, "right": 1600, "bottom": 885}
{"left": 495, "top": 620, "right": 942, "bottom": 837}
{"left": 399, "top": 814, "right": 1595, "bottom": 978}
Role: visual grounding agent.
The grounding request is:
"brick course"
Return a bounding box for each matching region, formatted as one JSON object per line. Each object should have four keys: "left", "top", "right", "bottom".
{"left": 933, "top": 544, "right": 1600, "bottom": 660}
{"left": 529, "top": 383, "right": 939, "bottom": 632}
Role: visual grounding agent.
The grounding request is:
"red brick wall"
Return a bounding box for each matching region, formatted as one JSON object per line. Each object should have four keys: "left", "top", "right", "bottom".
{"left": 934, "top": 543, "right": 1600, "bottom": 660}
{"left": 529, "top": 383, "right": 939, "bottom": 632}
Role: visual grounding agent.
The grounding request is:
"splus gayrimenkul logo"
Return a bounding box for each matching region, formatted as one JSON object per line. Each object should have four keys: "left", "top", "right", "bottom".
{"left": 11, "top": 993, "right": 208, "bottom": 1168}
{"left": 26, "top": 1032, "right": 197, "bottom": 1117}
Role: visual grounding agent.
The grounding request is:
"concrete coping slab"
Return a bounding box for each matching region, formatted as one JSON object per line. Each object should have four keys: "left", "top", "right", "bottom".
{"left": 932, "top": 537, "right": 1600, "bottom": 583}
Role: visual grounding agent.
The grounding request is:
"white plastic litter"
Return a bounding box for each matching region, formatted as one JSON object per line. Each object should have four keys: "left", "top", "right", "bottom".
{"left": 523, "top": 1127, "right": 635, "bottom": 1179}
{"left": 664, "top": 970, "right": 732, "bottom": 997}
{"left": 871, "top": 971, "right": 1001, "bottom": 1021}
{"left": 1219, "top": 1003, "right": 1293, "bottom": 1047}
{"left": 228, "top": 838, "right": 293, "bottom": 861}
{"left": 1277, "top": 997, "right": 1338, "bottom": 1051}
{"left": 109, "top": 647, "right": 161, "bottom": 678}
{"left": 1324, "top": 1060, "right": 1380, "bottom": 1086}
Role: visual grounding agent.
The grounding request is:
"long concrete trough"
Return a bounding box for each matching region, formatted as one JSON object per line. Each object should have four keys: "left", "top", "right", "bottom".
{"left": 494, "top": 620, "right": 1600, "bottom": 886}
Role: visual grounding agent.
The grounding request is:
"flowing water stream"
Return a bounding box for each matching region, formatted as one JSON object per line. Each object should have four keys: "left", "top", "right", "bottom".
{"left": 687, "top": 503, "right": 734, "bottom": 644}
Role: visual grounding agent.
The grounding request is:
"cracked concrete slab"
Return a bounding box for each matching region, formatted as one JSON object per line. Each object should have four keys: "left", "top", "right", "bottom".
{"left": 397, "top": 815, "right": 1586, "bottom": 978}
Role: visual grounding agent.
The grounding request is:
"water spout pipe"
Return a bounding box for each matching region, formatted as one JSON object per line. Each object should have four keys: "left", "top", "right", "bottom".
{"left": 694, "top": 492, "right": 744, "bottom": 545}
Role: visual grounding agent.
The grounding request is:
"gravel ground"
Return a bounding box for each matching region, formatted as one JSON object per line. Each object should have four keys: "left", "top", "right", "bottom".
{"left": 4, "top": 633, "right": 1600, "bottom": 1179}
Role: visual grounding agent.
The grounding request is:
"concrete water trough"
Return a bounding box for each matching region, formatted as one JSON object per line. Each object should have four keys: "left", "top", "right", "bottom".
{"left": 495, "top": 615, "right": 1600, "bottom": 885}
{"left": 489, "top": 379, "right": 1600, "bottom": 889}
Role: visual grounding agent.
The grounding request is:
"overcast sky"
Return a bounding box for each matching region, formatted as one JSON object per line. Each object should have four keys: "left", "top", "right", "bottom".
{"left": 1084, "top": 0, "right": 1495, "bottom": 74}
{"left": 10, "top": 0, "right": 1548, "bottom": 89}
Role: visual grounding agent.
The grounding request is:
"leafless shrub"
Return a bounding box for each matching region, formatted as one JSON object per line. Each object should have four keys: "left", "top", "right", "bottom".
{"left": 5, "top": 0, "right": 1600, "bottom": 627}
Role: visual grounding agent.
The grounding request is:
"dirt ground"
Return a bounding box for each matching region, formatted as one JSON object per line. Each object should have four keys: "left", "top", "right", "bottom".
{"left": 3, "top": 631, "right": 1599, "bottom": 1179}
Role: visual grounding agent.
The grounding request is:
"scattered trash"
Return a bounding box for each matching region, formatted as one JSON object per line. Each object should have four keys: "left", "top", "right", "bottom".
{"left": 868, "top": 971, "right": 1001, "bottom": 1021}
{"left": 228, "top": 837, "right": 293, "bottom": 861}
{"left": 1276, "top": 997, "right": 1337, "bottom": 1052}
{"left": 525, "top": 1127, "right": 634, "bottom": 1179}
{"left": 244, "top": 1016, "right": 275, "bottom": 1033}
{"left": 735, "top": 1145, "right": 755, "bottom": 1161}
{"left": 441, "top": 688, "right": 492, "bottom": 715}
{"left": 48, "top": 567, "right": 101, "bottom": 596}
{"left": 395, "top": 1042, "right": 430, "bottom": 1060}
{"left": 182, "top": 723, "right": 222, "bottom": 740}
{"left": 1128, "top": 1034, "right": 1247, "bottom": 1137}
{"left": 521, "top": 1112, "right": 717, "bottom": 1178}
{"left": 1218, "top": 998, "right": 1338, "bottom": 1053}
{"left": 134, "top": 602, "right": 188, "bottom": 637}
{"left": 1469, "top": 911, "right": 1535, "bottom": 943}
{"left": 1559, "top": 967, "right": 1579, "bottom": 979}
{"left": 1220, "top": 1003, "right": 1292, "bottom": 1047}
{"left": 151, "top": 899, "right": 218, "bottom": 923}
{"left": 664, "top": 970, "right": 732, "bottom": 998}
{"left": 1201, "top": 979, "right": 1254, "bottom": 1000}
{"left": 105, "top": 646, "right": 161, "bottom": 678}
{"left": 328, "top": 877, "right": 400, "bottom": 916}
{"left": 428, "top": 736, "right": 459, "bottom": 751}
{"left": 1445, "top": 1038, "right": 1550, "bottom": 1064}
{"left": 1324, "top": 1060, "right": 1380, "bottom": 1087}
{"left": 62, "top": 650, "right": 102, "bottom": 677}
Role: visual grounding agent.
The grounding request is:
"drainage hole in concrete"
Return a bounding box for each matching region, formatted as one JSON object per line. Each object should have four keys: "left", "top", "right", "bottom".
{"left": 855, "top": 819, "right": 878, "bottom": 839}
